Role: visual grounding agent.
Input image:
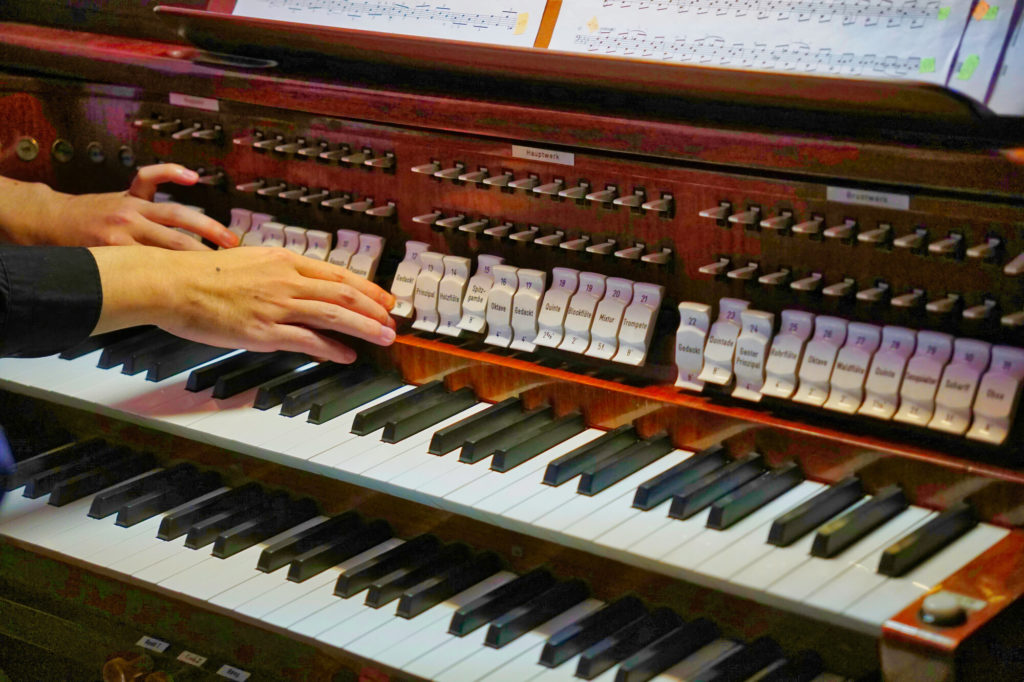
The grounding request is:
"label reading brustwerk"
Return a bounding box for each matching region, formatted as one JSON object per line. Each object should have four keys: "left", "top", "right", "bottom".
{"left": 512, "top": 145, "right": 574, "bottom": 166}
{"left": 827, "top": 186, "right": 910, "bottom": 211}
{"left": 136, "top": 635, "right": 171, "bottom": 654}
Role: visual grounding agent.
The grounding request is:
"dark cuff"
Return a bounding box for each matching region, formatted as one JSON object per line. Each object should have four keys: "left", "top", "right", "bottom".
{"left": 0, "top": 246, "right": 103, "bottom": 358}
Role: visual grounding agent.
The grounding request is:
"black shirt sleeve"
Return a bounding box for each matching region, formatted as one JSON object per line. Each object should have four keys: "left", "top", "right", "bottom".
{"left": 0, "top": 246, "right": 103, "bottom": 358}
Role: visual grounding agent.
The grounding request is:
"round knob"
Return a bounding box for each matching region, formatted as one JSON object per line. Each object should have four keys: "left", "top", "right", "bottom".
{"left": 102, "top": 654, "right": 154, "bottom": 682}
{"left": 919, "top": 591, "right": 967, "bottom": 627}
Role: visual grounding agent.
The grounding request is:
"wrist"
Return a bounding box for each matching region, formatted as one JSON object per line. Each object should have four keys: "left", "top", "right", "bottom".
{"left": 0, "top": 176, "right": 70, "bottom": 245}
{"left": 90, "top": 245, "right": 182, "bottom": 334}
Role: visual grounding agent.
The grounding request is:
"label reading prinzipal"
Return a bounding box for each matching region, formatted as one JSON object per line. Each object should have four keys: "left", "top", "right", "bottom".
{"left": 827, "top": 186, "right": 910, "bottom": 210}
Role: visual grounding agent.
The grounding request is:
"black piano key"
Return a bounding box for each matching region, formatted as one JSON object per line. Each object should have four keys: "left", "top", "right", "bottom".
{"left": 117, "top": 470, "right": 222, "bottom": 527}
{"left": 540, "top": 595, "right": 648, "bottom": 668}
{"left": 484, "top": 579, "right": 588, "bottom": 648}
{"left": 147, "top": 342, "right": 232, "bottom": 382}
{"left": 212, "top": 352, "right": 309, "bottom": 399}
{"left": 755, "top": 650, "right": 824, "bottom": 682}
{"left": 449, "top": 568, "right": 557, "bottom": 637}
{"left": 306, "top": 373, "right": 405, "bottom": 424}
{"left": 691, "top": 636, "right": 783, "bottom": 682}
{"left": 578, "top": 433, "right": 673, "bottom": 496}
{"left": 668, "top": 452, "right": 764, "bottom": 520}
{"left": 543, "top": 425, "right": 637, "bottom": 486}
{"left": 7, "top": 438, "right": 105, "bottom": 490}
{"left": 365, "top": 543, "right": 472, "bottom": 607}
{"left": 632, "top": 444, "right": 729, "bottom": 511}
{"left": 576, "top": 608, "right": 684, "bottom": 680}
{"left": 158, "top": 482, "right": 265, "bottom": 541}
{"left": 877, "top": 500, "right": 977, "bottom": 577}
{"left": 335, "top": 534, "right": 441, "bottom": 598}
{"left": 287, "top": 519, "right": 393, "bottom": 582}
{"left": 48, "top": 451, "right": 156, "bottom": 506}
{"left": 254, "top": 363, "right": 348, "bottom": 411}
{"left": 213, "top": 497, "right": 319, "bottom": 558}
{"left": 706, "top": 462, "right": 803, "bottom": 530}
{"left": 59, "top": 327, "right": 143, "bottom": 360}
{"left": 382, "top": 387, "right": 478, "bottom": 443}
{"left": 24, "top": 443, "right": 129, "bottom": 498}
{"left": 614, "top": 617, "right": 720, "bottom": 682}
{"left": 768, "top": 476, "right": 864, "bottom": 547}
{"left": 88, "top": 462, "right": 197, "bottom": 519}
{"left": 397, "top": 551, "right": 503, "bottom": 619}
{"left": 184, "top": 489, "right": 282, "bottom": 548}
{"left": 278, "top": 363, "right": 374, "bottom": 417}
{"left": 459, "top": 405, "right": 553, "bottom": 464}
{"left": 811, "top": 484, "right": 908, "bottom": 558}
{"left": 97, "top": 328, "right": 175, "bottom": 369}
{"left": 257, "top": 511, "right": 363, "bottom": 572}
{"left": 122, "top": 337, "right": 186, "bottom": 376}
{"left": 429, "top": 397, "right": 524, "bottom": 455}
{"left": 350, "top": 380, "right": 446, "bottom": 435}
{"left": 187, "top": 351, "right": 274, "bottom": 392}
{"left": 491, "top": 411, "right": 586, "bottom": 473}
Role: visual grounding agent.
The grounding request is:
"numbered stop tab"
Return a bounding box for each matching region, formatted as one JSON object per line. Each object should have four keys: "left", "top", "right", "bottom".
{"left": 929, "top": 338, "right": 992, "bottom": 435}
{"left": 761, "top": 309, "right": 814, "bottom": 400}
{"left": 510, "top": 269, "right": 548, "bottom": 352}
{"left": 824, "top": 322, "right": 881, "bottom": 414}
{"left": 458, "top": 254, "right": 504, "bottom": 333}
{"left": 535, "top": 267, "right": 580, "bottom": 349}
{"left": 411, "top": 252, "right": 446, "bottom": 333}
{"left": 389, "top": 240, "right": 429, "bottom": 318}
{"left": 967, "top": 346, "right": 1024, "bottom": 444}
{"left": 697, "top": 298, "right": 750, "bottom": 386}
{"left": 484, "top": 265, "right": 519, "bottom": 347}
{"left": 792, "top": 316, "right": 848, "bottom": 406}
{"left": 436, "top": 255, "right": 472, "bottom": 337}
{"left": 894, "top": 330, "right": 955, "bottom": 426}
{"left": 585, "top": 277, "right": 634, "bottom": 360}
{"left": 859, "top": 326, "right": 916, "bottom": 420}
{"left": 328, "top": 228, "right": 362, "bottom": 267}
{"left": 613, "top": 282, "right": 664, "bottom": 366}
{"left": 675, "top": 302, "right": 712, "bottom": 391}
{"left": 347, "top": 233, "right": 385, "bottom": 280}
{"left": 732, "top": 309, "right": 775, "bottom": 402}
{"left": 559, "top": 271, "right": 607, "bottom": 354}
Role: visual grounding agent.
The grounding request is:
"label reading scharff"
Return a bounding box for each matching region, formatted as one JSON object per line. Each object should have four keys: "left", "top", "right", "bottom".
{"left": 827, "top": 186, "right": 910, "bottom": 210}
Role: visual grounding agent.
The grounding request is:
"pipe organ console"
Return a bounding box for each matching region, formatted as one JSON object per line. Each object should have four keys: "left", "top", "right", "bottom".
{"left": 1, "top": 2, "right": 1023, "bottom": 680}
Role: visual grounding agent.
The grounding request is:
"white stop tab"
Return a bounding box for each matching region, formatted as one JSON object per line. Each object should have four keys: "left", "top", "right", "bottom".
{"left": 792, "top": 316, "right": 848, "bottom": 406}
{"left": 436, "top": 255, "right": 472, "bottom": 337}
{"left": 858, "top": 326, "right": 916, "bottom": 420}
{"left": 675, "top": 302, "right": 712, "bottom": 391}
{"left": 559, "top": 272, "right": 607, "bottom": 354}
{"left": 613, "top": 282, "right": 664, "bottom": 366}
{"left": 389, "top": 240, "right": 429, "bottom": 318}
{"left": 732, "top": 309, "right": 775, "bottom": 402}
{"left": 228, "top": 207, "right": 252, "bottom": 240}
{"left": 585, "top": 278, "right": 634, "bottom": 360}
{"left": 283, "top": 225, "right": 308, "bottom": 255}
{"left": 929, "top": 338, "right": 992, "bottom": 435}
{"left": 412, "top": 251, "right": 445, "bottom": 333}
{"left": 697, "top": 298, "right": 750, "bottom": 386}
{"left": 259, "top": 221, "right": 286, "bottom": 248}
{"left": 535, "top": 267, "right": 580, "bottom": 349}
{"left": 484, "top": 265, "right": 519, "bottom": 347}
{"left": 348, "top": 233, "right": 385, "bottom": 280}
{"left": 458, "top": 254, "right": 505, "bottom": 334}
{"left": 761, "top": 309, "right": 814, "bottom": 400}
{"left": 967, "top": 345, "right": 1024, "bottom": 445}
{"left": 894, "top": 330, "right": 954, "bottom": 426}
{"left": 304, "top": 230, "right": 332, "bottom": 261}
{"left": 824, "top": 322, "right": 881, "bottom": 414}
{"left": 510, "top": 269, "right": 548, "bottom": 352}
{"left": 328, "top": 229, "right": 362, "bottom": 267}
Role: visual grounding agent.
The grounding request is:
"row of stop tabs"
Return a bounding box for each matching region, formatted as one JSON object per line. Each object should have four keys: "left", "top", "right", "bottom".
{"left": 388, "top": 242, "right": 664, "bottom": 366}
{"left": 678, "top": 298, "right": 1024, "bottom": 445}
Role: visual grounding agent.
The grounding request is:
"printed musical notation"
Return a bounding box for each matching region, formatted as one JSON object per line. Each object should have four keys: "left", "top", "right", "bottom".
{"left": 232, "top": 0, "right": 547, "bottom": 47}
{"left": 549, "top": 0, "right": 974, "bottom": 85}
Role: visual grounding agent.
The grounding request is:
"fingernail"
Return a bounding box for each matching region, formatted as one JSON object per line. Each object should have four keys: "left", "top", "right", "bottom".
{"left": 379, "top": 326, "right": 396, "bottom": 345}
{"left": 222, "top": 231, "right": 240, "bottom": 247}
{"left": 384, "top": 294, "right": 397, "bottom": 310}
{"left": 179, "top": 169, "right": 198, "bottom": 181}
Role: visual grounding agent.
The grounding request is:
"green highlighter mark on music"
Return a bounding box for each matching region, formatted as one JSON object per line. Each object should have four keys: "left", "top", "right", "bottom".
{"left": 957, "top": 54, "right": 981, "bottom": 80}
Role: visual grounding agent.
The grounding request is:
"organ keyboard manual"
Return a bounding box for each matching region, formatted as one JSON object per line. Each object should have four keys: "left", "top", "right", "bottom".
{"left": 0, "top": 0, "right": 1023, "bottom": 679}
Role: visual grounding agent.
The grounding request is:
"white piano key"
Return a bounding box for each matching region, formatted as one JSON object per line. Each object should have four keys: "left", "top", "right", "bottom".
{"left": 533, "top": 451, "right": 693, "bottom": 534}
{"left": 132, "top": 537, "right": 215, "bottom": 584}
{"left": 841, "top": 523, "right": 1008, "bottom": 626}
{"left": 349, "top": 571, "right": 517, "bottom": 662}
{"left": 398, "top": 612, "right": 496, "bottom": 678}
{"left": 434, "top": 599, "right": 603, "bottom": 682}
{"left": 77, "top": 513, "right": 169, "bottom": 563}
{"left": 0, "top": 494, "right": 104, "bottom": 543}
{"left": 800, "top": 507, "right": 935, "bottom": 613}
{"left": 0, "top": 352, "right": 102, "bottom": 391}
{"left": 502, "top": 476, "right": 585, "bottom": 525}
{"left": 109, "top": 533, "right": 191, "bottom": 576}
{"left": 650, "top": 639, "right": 743, "bottom": 681}
{"left": 287, "top": 591, "right": 371, "bottom": 638}
{"left": 618, "top": 506, "right": 711, "bottom": 560}
{"left": 417, "top": 456, "right": 495, "bottom": 499}
{"left": 672, "top": 481, "right": 825, "bottom": 573}
{"left": 156, "top": 388, "right": 263, "bottom": 435}
{"left": 315, "top": 595, "right": 406, "bottom": 648}
{"left": 0, "top": 487, "right": 53, "bottom": 526}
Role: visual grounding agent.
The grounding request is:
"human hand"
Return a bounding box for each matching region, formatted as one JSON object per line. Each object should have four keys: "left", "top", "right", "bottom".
{"left": 0, "top": 164, "right": 238, "bottom": 250}
{"left": 90, "top": 245, "right": 397, "bottom": 364}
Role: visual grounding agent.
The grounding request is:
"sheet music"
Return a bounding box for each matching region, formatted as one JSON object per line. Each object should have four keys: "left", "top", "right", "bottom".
{"left": 232, "top": 0, "right": 548, "bottom": 47}
{"left": 947, "top": 0, "right": 1021, "bottom": 104}
{"left": 985, "top": 2, "right": 1024, "bottom": 113}
{"left": 549, "top": 0, "right": 975, "bottom": 85}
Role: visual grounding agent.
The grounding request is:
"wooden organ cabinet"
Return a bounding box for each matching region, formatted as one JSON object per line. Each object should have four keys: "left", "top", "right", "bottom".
{"left": 0, "top": 2, "right": 1023, "bottom": 680}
